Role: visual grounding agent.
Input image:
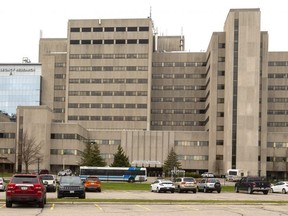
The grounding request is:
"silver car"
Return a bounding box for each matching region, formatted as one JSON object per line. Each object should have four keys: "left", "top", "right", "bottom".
{"left": 0, "top": 177, "right": 6, "bottom": 191}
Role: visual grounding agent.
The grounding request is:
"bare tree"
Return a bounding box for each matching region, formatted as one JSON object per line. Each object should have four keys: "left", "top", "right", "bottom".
{"left": 20, "top": 132, "right": 43, "bottom": 173}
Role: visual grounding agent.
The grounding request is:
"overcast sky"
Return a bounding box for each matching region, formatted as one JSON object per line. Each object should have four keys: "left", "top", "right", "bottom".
{"left": 0, "top": 0, "right": 287, "bottom": 63}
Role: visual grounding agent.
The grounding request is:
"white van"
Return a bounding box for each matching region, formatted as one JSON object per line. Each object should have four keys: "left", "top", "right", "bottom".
{"left": 226, "top": 169, "right": 246, "bottom": 181}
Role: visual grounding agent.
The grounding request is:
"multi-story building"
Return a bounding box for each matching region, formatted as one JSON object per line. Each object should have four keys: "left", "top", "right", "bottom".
{"left": 1, "top": 8, "right": 288, "bottom": 179}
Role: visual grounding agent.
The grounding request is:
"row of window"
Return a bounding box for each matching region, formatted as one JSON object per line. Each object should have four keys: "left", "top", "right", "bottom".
{"left": 70, "top": 53, "right": 148, "bottom": 59}
{"left": 152, "top": 85, "right": 206, "bottom": 90}
{"left": 268, "top": 73, "right": 288, "bottom": 78}
{"left": 268, "top": 98, "right": 288, "bottom": 103}
{"left": 0, "top": 133, "right": 16, "bottom": 139}
{"left": 268, "top": 110, "right": 288, "bottom": 115}
{"left": 69, "top": 66, "right": 148, "bottom": 71}
{"left": 0, "top": 148, "right": 15, "bottom": 154}
{"left": 267, "top": 142, "right": 288, "bottom": 148}
{"left": 267, "top": 157, "right": 288, "bottom": 162}
{"left": 267, "top": 122, "right": 288, "bottom": 127}
{"left": 89, "top": 140, "right": 121, "bottom": 145}
{"left": 175, "top": 141, "right": 209, "bottom": 147}
{"left": 151, "top": 109, "right": 206, "bottom": 114}
{"left": 68, "top": 103, "right": 147, "bottom": 109}
{"left": 70, "top": 26, "right": 149, "bottom": 33}
{"left": 152, "top": 74, "right": 206, "bottom": 79}
{"left": 51, "top": 133, "right": 86, "bottom": 141}
{"left": 152, "top": 62, "right": 206, "bottom": 67}
{"left": 151, "top": 97, "right": 206, "bottom": 103}
{"left": 177, "top": 155, "right": 208, "bottom": 161}
{"left": 268, "top": 61, "right": 288, "bottom": 67}
{"left": 50, "top": 149, "right": 82, "bottom": 156}
{"left": 68, "top": 116, "right": 147, "bottom": 121}
{"left": 268, "top": 86, "right": 288, "bottom": 91}
{"left": 70, "top": 39, "right": 149, "bottom": 45}
{"left": 151, "top": 121, "right": 205, "bottom": 126}
{"left": 68, "top": 91, "right": 147, "bottom": 97}
{"left": 69, "top": 78, "right": 148, "bottom": 84}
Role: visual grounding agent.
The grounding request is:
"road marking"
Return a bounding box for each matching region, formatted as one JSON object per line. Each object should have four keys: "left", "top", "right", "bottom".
{"left": 50, "top": 203, "right": 55, "bottom": 210}
{"left": 177, "top": 205, "right": 199, "bottom": 211}
{"left": 135, "top": 205, "right": 151, "bottom": 211}
{"left": 94, "top": 204, "right": 103, "bottom": 211}
{"left": 0, "top": 204, "right": 5, "bottom": 209}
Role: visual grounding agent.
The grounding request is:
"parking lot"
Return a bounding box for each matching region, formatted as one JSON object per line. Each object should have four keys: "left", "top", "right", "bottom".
{"left": 0, "top": 190, "right": 287, "bottom": 216}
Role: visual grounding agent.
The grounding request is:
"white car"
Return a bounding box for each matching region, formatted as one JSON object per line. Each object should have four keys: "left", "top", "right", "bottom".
{"left": 0, "top": 177, "right": 6, "bottom": 191}
{"left": 201, "top": 172, "right": 214, "bottom": 178}
{"left": 40, "top": 174, "right": 57, "bottom": 192}
{"left": 271, "top": 181, "right": 288, "bottom": 194}
{"left": 150, "top": 179, "right": 175, "bottom": 193}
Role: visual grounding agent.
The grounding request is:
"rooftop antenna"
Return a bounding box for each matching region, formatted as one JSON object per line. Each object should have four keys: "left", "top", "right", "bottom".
{"left": 149, "top": 6, "right": 152, "bottom": 19}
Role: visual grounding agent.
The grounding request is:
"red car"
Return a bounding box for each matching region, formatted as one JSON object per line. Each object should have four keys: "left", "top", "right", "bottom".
{"left": 6, "top": 173, "right": 47, "bottom": 208}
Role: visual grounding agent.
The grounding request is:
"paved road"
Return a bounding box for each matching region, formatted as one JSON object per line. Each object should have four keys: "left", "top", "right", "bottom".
{"left": 0, "top": 202, "right": 288, "bottom": 216}
{"left": 0, "top": 190, "right": 288, "bottom": 216}
{"left": 0, "top": 190, "right": 287, "bottom": 201}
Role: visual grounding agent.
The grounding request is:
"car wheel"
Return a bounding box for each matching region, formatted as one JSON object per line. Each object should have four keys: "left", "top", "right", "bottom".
{"left": 38, "top": 199, "right": 44, "bottom": 208}
{"left": 128, "top": 177, "right": 135, "bottom": 183}
{"left": 171, "top": 190, "right": 174, "bottom": 193}
{"left": 6, "top": 200, "right": 12, "bottom": 208}
{"left": 248, "top": 187, "right": 253, "bottom": 194}
{"left": 98, "top": 188, "right": 102, "bottom": 192}
{"left": 263, "top": 190, "right": 268, "bottom": 195}
{"left": 150, "top": 186, "right": 153, "bottom": 192}
{"left": 235, "top": 186, "right": 239, "bottom": 193}
{"left": 57, "top": 193, "right": 62, "bottom": 199}
{"left": 217, "top": 189, "right": 221, "bottom": 193}
{"left": 193, "top": 189, "right": 197, "bottom": 193}
{"left": 282, "top": 189, "right": 287, "bottom": 194}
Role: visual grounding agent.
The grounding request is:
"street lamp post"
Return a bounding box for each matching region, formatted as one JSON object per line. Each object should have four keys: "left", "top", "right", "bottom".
{"left": 62, "top": 158, "right": 65, "bottom": 170}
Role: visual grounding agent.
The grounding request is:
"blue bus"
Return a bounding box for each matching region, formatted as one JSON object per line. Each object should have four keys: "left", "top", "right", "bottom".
{"left": 79, "top": 166, "right": 147, "bottom": 183}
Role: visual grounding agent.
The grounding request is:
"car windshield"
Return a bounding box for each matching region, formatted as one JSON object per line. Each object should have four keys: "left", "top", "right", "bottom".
{"left": 12, "top": 176, "right": 38, "bottom": 183}
{"left": 207, "top": 178, "right": 219, "bottom": 183}
{"left": 183, "top": 177, "right": 195, "bottom": 182}
{"left": 87, "top": 177, "right": 99, "bottom": 181}
{"left": 40, "top": 175, "right": 54, "bottom": 180}
{"left": 60, "top": 177, "right": 81, "bottom": 184}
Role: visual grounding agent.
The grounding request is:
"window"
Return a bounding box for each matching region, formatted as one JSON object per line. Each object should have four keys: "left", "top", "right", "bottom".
{"left": 93, "top": 27, "right": 103, "bottom": 32}
{"left": 127, "top": 39, "right": 137, "bottom": 44}
{"left": 104, "top": 40, "right": 114, "bottom": 44}
{"left": 139, "top": 26, "right": 149, "bottom": 31}
{"left": 71, "top": 28, "right": 80, "bottom": 32}
{"left": 82, "top": 27, "right": 91, "bottom": 32}
{"left": 116, "top": 40, "right": 125, "bottom": 44}
{"left": 81, "top": 40, "right": 91, "bottom": 44}
{"left": 70, "top": 40, "right": 80, "bottom": 45}
{"left": 139, "top": 39, "right": 148, "bottom": 44}
{"left": 104, "top": 27, "right": 114, "bottom": 32}
{"left": 127, "top": 27, "right": 137, "bottom": 31}
{"left": 116, "top": 27, "right": 126, "bottom": 32}
{"left": 93, "top": 40, "right": 102, "bottom": 44}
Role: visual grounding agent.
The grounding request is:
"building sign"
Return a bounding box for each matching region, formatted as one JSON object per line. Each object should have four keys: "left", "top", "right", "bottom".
{"left": 0, "top": 64, "right": 41, "bottom": 76}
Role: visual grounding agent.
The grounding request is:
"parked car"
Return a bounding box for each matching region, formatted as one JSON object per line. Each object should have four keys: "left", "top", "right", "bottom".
{"left": 271, "top": 181, "right": 288, "bottom": 194}
{"left": 58, "top": 169, "right": 73, "bottom": 176}
{"left": 40, "top": 174, "right": 57, "bottom": 192}
{"left": 174, "top": 177, "right": 197, "bottom": 193}
{"left": 0, "top": 177, "right": 7, "bottom": 191}
{"left": 150, "top": 179, "right": 175, "bottom": 193}
{"left": 5, "top": 173, "right": 47, "bottom": 208}
{"left": 235, "top": 176, "right": 270, "bottom": 195}
{"left": 33, "top": 169, "right": 49, "bottom": 175}
{"left": 201, "top": 172, "right": 215, "bottom": 178}
{"left": 57, "top": 176, "right": 85, "bottom": 198}
{"left": 197, "top": 178, "right": 222, "bottom": 193}
{"left": 84, "top": 176, "right": 101, "bottom": 192}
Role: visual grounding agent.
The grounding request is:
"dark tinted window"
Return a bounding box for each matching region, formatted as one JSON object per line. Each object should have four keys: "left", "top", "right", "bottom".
{"left": 139, "top": 26, "right": 149, "bottom": 31}
{"left": 82, "top": 27, "right": 91, "bottom": 32}
{"left": 71, "top": 28, "right": 80, "bottom": 32}
{"left": 12, "top": 176, "right": 38, "bottom": 183}
{"left": 40, "top": 175, "right": 54, "bottom": 180}
{"left": 93, "top": 27, "right": 103, "bottom": 32}
{"left": 127, "top": 27, "right": 137, "bottom": 31}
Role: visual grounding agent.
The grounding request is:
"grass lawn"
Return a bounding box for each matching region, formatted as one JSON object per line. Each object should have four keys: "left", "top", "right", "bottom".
{"left": 101, "top": 182, "right": 234, "bottom": 192}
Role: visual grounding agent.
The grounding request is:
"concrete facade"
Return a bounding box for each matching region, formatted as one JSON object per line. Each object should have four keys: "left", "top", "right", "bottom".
{"left": 1, "top": 8, "right": 288, "bottom": 178}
